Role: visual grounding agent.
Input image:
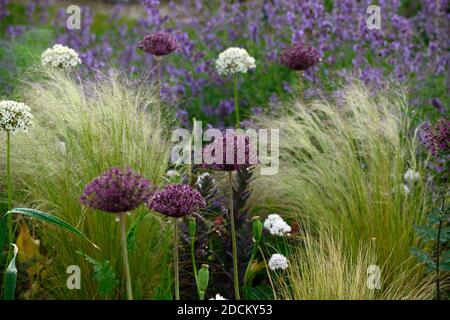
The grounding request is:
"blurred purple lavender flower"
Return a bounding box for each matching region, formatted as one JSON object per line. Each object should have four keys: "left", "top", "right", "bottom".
{"left": 280, "top": 41, "right": 321, "bottom": 71}
{"left": 147, "top": 184, "right": 205, "bottom": 217}
{"left": 201, "top": 131, "right": 258, "bottom": 172}
{"left": 137, "top": 31, "right": 179, "bottom": 56}
{"left": 421, "top": 119, "right": 450, "bottom": 156}
{"left": 81, "top": 167, "right": 153, "bottom": 213}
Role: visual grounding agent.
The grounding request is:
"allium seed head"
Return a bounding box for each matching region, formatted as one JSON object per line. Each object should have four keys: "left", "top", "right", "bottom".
{"left": 280, "top": 42, "right": 321, "bottom": 71}
{"left": 80, "top": 167, "right": 153, "bottom": 213}
{"left": 201, "top": 131, "right": 258, "bottom": 172}
{"left": 421, "top": 119, "right": 450, "bottom": 157}
{"left": 147, "top": 184, "right": 206, "bottom": 218}
{"left": 137, "top": 31, "right": 180, "bottom": 56}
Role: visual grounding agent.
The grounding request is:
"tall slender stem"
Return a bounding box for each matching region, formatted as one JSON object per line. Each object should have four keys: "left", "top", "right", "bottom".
{"left": 298, "top": 70, "right": 304, "bottom": 100}
{"left": 234, "top": 76, "right": 240, "bottom": 127}
{"left": 174, "top": 218, "right": 180, "bottom": 300}
{"left": 118, "top": 212, "right": 133, "bottom": 300}
{"left": 228, "top": 171, "right": 240, "bottom": 300}
{"left": 6, "top": 131, "right": 13, "bottom": 243}
{"left": 191, "top": 236, "right": 200, "bottom": 299}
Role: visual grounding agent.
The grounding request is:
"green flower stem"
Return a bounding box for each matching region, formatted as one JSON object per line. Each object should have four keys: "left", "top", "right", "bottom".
{"left": 228, "top": 171, "right": 240, "bottom": 300}
{"left": 6, "top": 131, "right": 13, "bottom": 242}
{"left": 174, "top": 218, "right": 180, "bottom": 300}
{"left": 298, "top": 70, "right": 304, "bottom": 100}
{"left": 156, "top": 56, "right": 162, "bottom": 99}
{"left": 190, "top": 236, "right": 200, "bottom": 299}
{"left": 118, "top": 212, "right": 133, "bottom": 300}
{"left": 234, "top": 75, "right": 240, "bottom": 127}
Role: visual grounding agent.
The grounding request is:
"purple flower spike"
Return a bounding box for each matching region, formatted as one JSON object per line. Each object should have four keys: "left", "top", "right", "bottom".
{"left": 201, "top": 131, "right": 258, "bottom": 172}
{"left": 81, "top": 167, "right": 153, "bottom": 213}
{"left": 280, "top": 41, "right": 321, "bottom": 71}
{"left": 421, "top": 119, "right": 450, "bottom": 157}
{"left": 137, "top": 31, "right": 180, "bottom": 56}
{"left": 148, "top": 184, "right": 206, "bottom": 218}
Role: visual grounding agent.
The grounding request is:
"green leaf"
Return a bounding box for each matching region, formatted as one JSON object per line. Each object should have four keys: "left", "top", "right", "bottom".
{"left": 427, "top": 208, "right": 442, "bottom": 225}
{"left": 77, "top": 251, "right": 119, "bottom": 298}
{"left": 439, "top": 262, "right": 450, "bottom": 272}
{"left": 441, "top": 250, "right": 450, "bottom": 263}
{"left": 3, "top": 244, "right": 18, "bottom": 300}
{"left": 6, "top": 208, "right": 99, "bottom": 249}
{"left": 414, "top": 226, "right": 436, "bottom": 242}
{"left": 410, "top": 247, "right": 436, "bottom": 271}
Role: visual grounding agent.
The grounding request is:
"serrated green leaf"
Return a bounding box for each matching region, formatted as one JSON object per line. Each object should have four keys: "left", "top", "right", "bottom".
{"left": 3, "top": 244, "right": 18, "bottom": 300}
{"left": 428, "top": 209, "right": 442, "bottom": 224}
{"left": 6, "top": 208, "right": 99, "bottom": 249}
{"left": 414, "top": 226, "right": 436, "bottom": 242}
{"left": 77, "top": 251, "right": 118, "bottom": 298}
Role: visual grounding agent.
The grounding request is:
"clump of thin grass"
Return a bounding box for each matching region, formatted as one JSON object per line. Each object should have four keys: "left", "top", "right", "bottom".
{"left": 5, "top": 69, "right": 176, "bottom": 299}
{"left": 276, "top": 225, "right": 436, "bottom": 300}
{"left": 257, "top": 82, "right": 430, "bottom": 289}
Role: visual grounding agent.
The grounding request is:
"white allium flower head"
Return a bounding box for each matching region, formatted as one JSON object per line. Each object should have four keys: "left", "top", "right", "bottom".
{"left": 0, "top": 100, "right": 33, "bottom": 133}
{"left": 263, "top": 214, "right": 291, "bottom": 236}
{"left": 268, "top": 253, "right": 288, "bottom": 271}
{"left": 209, "top": 293, "right": 227, "bottom": 300}
{"left": 41, "top": 44, "right": 82, "bottom": 68}
{"left": 215, "top": 47, "right": 256, "bottom": 76}
{"left": 404, "top": 169, "right": 419, "bottom": 183}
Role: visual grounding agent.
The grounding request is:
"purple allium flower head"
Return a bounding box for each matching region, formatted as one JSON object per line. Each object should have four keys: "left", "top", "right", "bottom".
{"left": 201, "top": 131, "right": 258, "bottom": 171}
{"left": 421, "top": 119, "right": 450, "bottom": 157}
{"left": 280, "top": 41, "right": 321, "bottom": 71}
{"left": 137, "top": 31, "right": 180, "bottom": 56}
{"left": 81, "top": 167, "right": 153, "bottom": 213}
{"left": 147, "top": 184, "right": 206, "bottom": 218}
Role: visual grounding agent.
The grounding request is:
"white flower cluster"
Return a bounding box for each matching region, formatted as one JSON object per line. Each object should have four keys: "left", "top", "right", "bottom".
{"left": 263, "top": 214, "right": 291, "bottom": 236}
{"left": 215, "top": 47, "right": 256, "bottom": 76}
{"left": 268, "top": 253, "right": 288, "bottom": 271}
{"left": 41, "top": 44, "right": 82, "bottom": 68}
{"left": 0, "top": 100, "right": 33, "bottom": 133}
{"left": 209, "top": 293, "right": 227, "bottom": 300}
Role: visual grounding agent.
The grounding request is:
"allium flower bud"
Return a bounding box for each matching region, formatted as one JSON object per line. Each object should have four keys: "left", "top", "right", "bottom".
{"left": 215, "top": 47, "right": 256, "bottom": 76}
{"left": 280, "top": 42, "right": 321, "bottom": 71}
{"left": 41, "top": 44, "right": 82, "bottom": 68}
{"left": 268, "top": 253, "right": 289, "bottom": 271}
{"left": 137, "top": 31, "right": 180, "bottom": 56}
{"left": 147, "top": 184, "right": 206, "bottom": 218}
{"left": 80, "top": 167, "right": 153, "bottom": 213}
{"left": 0, "top": 100, "right": 33, "bottom": 133}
